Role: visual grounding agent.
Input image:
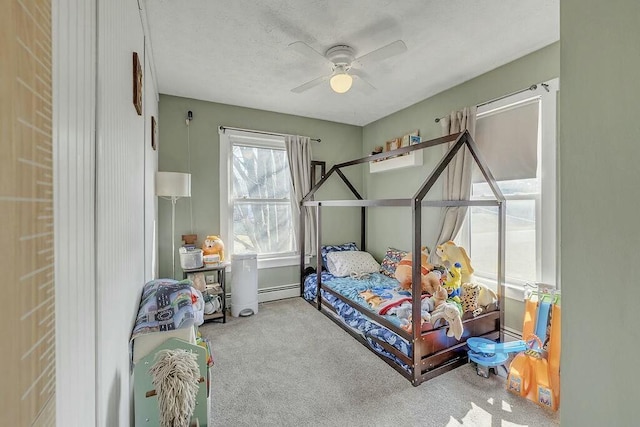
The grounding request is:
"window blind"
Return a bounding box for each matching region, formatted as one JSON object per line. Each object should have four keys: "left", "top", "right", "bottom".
{"left": 473, "top": 99, "right": 540, "bottom": 183}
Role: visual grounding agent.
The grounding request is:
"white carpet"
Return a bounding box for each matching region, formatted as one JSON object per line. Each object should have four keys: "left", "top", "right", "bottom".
{"left": 200, "top": 298, "right": 560, "bottom": 427}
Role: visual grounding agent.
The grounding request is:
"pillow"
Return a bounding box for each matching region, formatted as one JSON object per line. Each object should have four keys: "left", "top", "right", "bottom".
{"left": 379, "top": 247, "right": 408, "bottom": 278}
{"left": 326, "top": 251, "right": 380, "bottom": 278}
{"left": 320, "top": 242, "right": 358, "bottom": 268}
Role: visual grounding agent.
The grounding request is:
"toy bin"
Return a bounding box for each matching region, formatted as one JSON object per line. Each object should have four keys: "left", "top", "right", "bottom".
{"left": 230, "top": 253, "right": 258, "bottom": 317}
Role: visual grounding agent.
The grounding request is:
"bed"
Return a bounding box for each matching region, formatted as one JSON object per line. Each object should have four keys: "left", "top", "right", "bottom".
{"left": 298, "top": 131, "right": 506, "bottom": 386}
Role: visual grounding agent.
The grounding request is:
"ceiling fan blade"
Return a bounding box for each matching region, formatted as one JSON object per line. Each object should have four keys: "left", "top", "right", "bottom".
{"left": 288, "top": 41, "right": 331, "bottom": 64}
{"left": 354, "top": 40, "right": 407, "bottom": 67}
{"left": 350, "top": 69, "right": 376, "bottom": 93}
{"left": 291, "top": 74, "right": 330, "bottom": 93}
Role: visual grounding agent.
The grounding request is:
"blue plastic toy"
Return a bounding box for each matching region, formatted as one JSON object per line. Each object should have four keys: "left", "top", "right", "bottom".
{"left": 467, "top": 337, "right": 528, "bottom": 378}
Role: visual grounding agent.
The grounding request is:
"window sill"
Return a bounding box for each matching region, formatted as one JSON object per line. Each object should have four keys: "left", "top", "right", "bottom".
{"left": 474, "top": 276, "right": 526, "bottom": 301}
{"left": 256, "top": 254, "right": 310, "bottom": 270}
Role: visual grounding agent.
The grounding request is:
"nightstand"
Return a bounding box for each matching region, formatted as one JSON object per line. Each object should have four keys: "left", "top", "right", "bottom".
{"left": 183, "top": 262, "right": 229, "bottom": 323}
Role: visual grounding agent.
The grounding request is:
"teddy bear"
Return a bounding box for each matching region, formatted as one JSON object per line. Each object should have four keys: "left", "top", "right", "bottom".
{"left": 202, "top": 235, "right": 225, "bottom": 261}
{"left": 435, "top": 241, "right": 474, "bottom": 283}
{"left": 394, "top": 249, "right": 442, "bottom": 294}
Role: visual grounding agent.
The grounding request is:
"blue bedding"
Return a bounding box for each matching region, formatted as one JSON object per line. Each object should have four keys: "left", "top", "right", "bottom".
{"left": 304, "top": 272, "right": 412, "bottom": 371}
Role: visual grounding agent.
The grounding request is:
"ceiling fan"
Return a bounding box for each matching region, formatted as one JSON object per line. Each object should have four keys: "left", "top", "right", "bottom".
{"left": 288, "top": 39, "right": 407, "bottom": 94}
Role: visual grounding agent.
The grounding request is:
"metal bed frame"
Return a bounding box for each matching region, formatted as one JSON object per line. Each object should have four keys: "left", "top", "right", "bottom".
{"left": 298, "top": 130, "right": 506, "bottom": 386}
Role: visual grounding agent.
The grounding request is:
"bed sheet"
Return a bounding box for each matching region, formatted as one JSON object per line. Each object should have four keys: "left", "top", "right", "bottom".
{"left": 304, "top": 272, "right": 411, "bottom": 371}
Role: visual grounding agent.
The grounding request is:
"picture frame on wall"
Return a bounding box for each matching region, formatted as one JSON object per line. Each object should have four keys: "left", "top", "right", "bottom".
{"left": 151, "top": 116, "right": 157, "bottom": 150}
{"left": 401, "top": 134, "right": 410, "bottom": 148}
{"left": 132, "top": 52, "right": 143, "bottom": 116}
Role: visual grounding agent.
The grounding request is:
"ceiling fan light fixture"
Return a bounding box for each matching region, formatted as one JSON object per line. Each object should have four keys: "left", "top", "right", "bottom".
{"left": 329, "top": 72, "right": 353, "bottom": 93}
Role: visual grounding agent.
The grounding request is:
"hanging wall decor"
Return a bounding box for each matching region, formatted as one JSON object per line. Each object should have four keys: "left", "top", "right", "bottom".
{"left": 151, "top": 116, "right": 157, "bottom": 150}
{"left": 133, "top": 52, "right": 143, "bottom": 115}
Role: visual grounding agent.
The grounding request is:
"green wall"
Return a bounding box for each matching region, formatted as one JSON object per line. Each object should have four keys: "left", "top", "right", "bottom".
{"left": 560, "top": 1, "right": 640, "bottom": 424}
{"left": 158, "top": 96, "right": 362, "bottom": 287}
{"left": 159, "top": 43, "right": 559, "bottom": 328}
{"left": 362, "top": 42, "right": 559, "bottom": 331}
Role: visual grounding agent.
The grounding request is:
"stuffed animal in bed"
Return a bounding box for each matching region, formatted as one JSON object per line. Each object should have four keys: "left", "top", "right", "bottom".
{"left": 430, "top": 285, "right": 448, "bottom": 309}
{"left": 442, "top": 262, "right": 462, "bottom": 304}
{"left": 430, "top": 301, "right": 463, "bottom": 340}
{"left": 435, "top": 241, "right": 474, "bottom": 283}
{"left": 387, "top": 298, "right": 433, "bottom": 333}
{"left": 394, "top": 249, "right": 442, "bottom": 294}
{"left": 461, "top": 282, "right": 498, "bottom": 316}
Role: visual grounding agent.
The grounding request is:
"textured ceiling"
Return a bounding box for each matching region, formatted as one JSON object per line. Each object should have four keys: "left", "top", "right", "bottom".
{"left": 145, "top": 0, "right": 559, "bottom": 126}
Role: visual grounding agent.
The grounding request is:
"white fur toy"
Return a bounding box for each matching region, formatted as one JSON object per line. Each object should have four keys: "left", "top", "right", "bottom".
{"left": 430, "top": 302, "right": 464, "bottom": 340}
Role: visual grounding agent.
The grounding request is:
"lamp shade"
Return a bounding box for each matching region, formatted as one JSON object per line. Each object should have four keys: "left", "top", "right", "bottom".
{"left": 329, "top": 73, "right": 353, "bottom": 94}
{"left": 156, "top": 172, "right": 191, "bottom": 197}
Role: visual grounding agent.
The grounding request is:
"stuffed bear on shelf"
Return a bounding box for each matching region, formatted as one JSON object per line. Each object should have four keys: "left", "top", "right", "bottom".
{"left": 202, "top": 235, "right": 225, "bottom": 261}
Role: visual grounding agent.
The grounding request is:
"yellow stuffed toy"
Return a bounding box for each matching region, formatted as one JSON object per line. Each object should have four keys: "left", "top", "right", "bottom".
{"left": 436, "top": 241, "right": 474, "bottom": 283}
{"left": 202, "top": 235, "right": 225, "bottom": 261}
{"left": 442, "top": 262, "right": 462, "bottom": 304}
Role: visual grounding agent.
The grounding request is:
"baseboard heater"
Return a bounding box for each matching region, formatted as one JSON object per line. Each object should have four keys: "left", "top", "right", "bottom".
{"left": 225, "top": 283, "right": 299, "bottom": 306}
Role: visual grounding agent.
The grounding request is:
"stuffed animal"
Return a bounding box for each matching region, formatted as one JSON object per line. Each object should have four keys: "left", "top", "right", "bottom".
{"left": 461, "top": 282, "right": 480, "bottom": 315}
{"left": 430, "top": 302, "right": 464, "bottom": 340}
{"left": 476, "top": 283, "right": 498, "bottom": 308}
{"left": 430, "top": 284, "right": 448, "bottom": 309}
{"left": 461, "top": 282, "right": 498, "bottom": 316}
{"left": 435, "top": 241, "right": 474, "bottom": 283}
{"left": 442, "top": 262, "right": 462, "bottom": 304}
{"left": 394, "top": 249, "right": 442, "bottom": 294}
{"left": 202, "top": 235, "right": 225, "bottom": 261}
{"left": 387, "top": 298, "right": 433, "bottom": 333}
{"left": 359, "top": 290, "right": 384, "bottom": 308}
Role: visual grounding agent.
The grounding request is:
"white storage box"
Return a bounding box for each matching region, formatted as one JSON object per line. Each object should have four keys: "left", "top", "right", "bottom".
{"left": 179, "top": 247, "right": 203, "bottom": 270}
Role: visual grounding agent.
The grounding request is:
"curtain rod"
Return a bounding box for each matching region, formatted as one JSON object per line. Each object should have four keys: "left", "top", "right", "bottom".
{"left": 434, "top": 83, "right": 549, "bottom": 123}
{"left": 218, "top": 125, "right": 321, "bottom": 142}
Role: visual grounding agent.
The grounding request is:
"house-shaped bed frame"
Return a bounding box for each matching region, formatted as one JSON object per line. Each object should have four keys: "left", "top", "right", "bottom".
{"left": 299, "top": 131, "right": 506, "bottom": 386}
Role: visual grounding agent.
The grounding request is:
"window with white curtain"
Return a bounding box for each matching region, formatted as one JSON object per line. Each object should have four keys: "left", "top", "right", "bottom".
{"left": 219, "top": 129, "right": 299, "bottom": 268}
{"left": 459, "top": 79, "right": 558, "bottom": 294}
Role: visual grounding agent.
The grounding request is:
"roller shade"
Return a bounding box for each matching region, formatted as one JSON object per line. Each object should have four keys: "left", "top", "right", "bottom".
{"left": 473, "top": 99, "right": 539, "bottom": 183}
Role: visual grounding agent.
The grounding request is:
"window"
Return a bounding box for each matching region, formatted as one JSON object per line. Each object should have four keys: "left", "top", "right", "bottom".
{"left": 459, "top": 79, "right": 558, "bottom": 294}
{"left": 220, "top": 130, "right": 298, "bottom": 268}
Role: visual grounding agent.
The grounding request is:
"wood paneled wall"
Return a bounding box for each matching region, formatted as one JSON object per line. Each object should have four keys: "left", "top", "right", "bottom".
{"left": 1, "top": 0, "right": 55, "bottom": 425}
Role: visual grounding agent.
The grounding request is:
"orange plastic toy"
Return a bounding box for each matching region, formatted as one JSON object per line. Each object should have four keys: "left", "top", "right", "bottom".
{"left": 507, "top": 286, "right": 561, "bottom": 411}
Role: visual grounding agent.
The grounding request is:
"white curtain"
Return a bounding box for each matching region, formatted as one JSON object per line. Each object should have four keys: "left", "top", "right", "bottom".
{"left": 433, "top": 106, "right": 477, "bottom": 250}
{"left": 285, "top": 135, "right": 317, "bottom": 255}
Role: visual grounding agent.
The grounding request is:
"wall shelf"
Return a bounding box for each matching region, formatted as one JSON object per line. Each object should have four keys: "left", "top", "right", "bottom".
{"left": 369, "top": 150, "right": 423, "bottom": 173}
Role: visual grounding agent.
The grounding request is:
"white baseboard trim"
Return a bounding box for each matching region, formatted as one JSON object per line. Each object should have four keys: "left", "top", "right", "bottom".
{"left": 225, "top": 283, "right": 300, "bottom": 306}
{"left": 503, "top": 326, "right": 522, "bottom": 340}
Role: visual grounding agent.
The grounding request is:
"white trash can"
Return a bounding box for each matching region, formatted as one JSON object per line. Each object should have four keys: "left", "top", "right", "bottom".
{"left": 230, "top": 252, "right": 258, "bottom": 317}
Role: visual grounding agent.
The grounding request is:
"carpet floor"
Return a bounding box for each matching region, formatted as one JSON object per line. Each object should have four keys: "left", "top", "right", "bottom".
{"left": 200, "top": 298, "right": 559, "bottom": 427}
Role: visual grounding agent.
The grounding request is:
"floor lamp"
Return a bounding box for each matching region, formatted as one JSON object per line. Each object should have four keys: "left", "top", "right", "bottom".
{"left": 156, "top": 171, "right": 191, "bottom": 279}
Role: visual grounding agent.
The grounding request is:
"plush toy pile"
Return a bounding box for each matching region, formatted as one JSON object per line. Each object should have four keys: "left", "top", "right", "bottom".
{"left": 387, "top": 242, "right": 497, "bottom": 339}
